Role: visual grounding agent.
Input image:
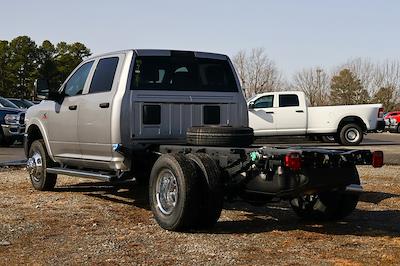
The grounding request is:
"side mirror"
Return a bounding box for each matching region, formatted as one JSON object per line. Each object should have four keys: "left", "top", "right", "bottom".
{"left": 248, "top": 101, "right": 255, "bottom": 109}
{"left": 35, "top": 78, "right": 50, "bottom": 99}
{"left": 34, "top": 78, "right": 63, "bottom": 103}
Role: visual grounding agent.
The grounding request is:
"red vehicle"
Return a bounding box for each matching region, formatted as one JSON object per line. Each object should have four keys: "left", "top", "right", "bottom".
{"left": 385, "top": 111, "right": 400, "bottom": 133}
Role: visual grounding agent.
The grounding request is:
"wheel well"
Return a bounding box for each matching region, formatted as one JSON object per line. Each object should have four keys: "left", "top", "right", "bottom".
{"left": 337, "top": 116, "right": 367, "bottom": 133}
{"left": 27, "top": 125, "right": 43, "bottom": 152}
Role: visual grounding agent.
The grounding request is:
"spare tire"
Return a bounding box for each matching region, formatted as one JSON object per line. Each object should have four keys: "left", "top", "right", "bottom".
{"left": 186, "top": 126, "right": 254, "bottom": 147}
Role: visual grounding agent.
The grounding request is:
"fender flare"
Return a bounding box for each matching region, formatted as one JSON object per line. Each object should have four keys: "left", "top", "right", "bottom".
{"left": 26, "top": 118, "right": 55, "bottom": 162}
{"left": 335, "top": 116, "right": 368, "bottom": 133}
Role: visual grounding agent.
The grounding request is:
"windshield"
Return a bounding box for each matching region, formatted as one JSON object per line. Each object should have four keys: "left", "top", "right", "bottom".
{"left": 9, "top": 99, "right": 33, "bottom": 108}
{"left": 0, "top": 98, "right": 19, "bottom": 108}
{"left": 131, "top": 56, "right": 238, "bottom": 92}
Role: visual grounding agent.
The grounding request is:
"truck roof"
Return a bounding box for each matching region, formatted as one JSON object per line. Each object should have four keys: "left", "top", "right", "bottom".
{"left": 87, "top": 49, "right": 229, "bottom": 61}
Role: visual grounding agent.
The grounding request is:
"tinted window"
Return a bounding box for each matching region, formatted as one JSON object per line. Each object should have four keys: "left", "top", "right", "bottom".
{"left": 89, "top": 57, "right": 119, "bottom": 93}
{"left": 279, "top": 94, "right": 299, "bottom": 107}
{"left": 254, "top": 95, "right": 274, "bottom": 108}
{"left": 131, "top": 56, "right": 238, "bottom": 92}
{"left": 64, "top": 61, "right": 94, "bottom": 97}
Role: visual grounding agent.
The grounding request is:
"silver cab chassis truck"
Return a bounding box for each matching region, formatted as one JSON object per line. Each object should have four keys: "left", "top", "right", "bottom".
{"left": 25, "top": 50, "right": 384, "bottom": 231}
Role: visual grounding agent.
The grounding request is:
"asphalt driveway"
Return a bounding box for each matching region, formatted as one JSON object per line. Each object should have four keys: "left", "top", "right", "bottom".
{"left": 0, "top": 132, "right": 399, "bottom": 165}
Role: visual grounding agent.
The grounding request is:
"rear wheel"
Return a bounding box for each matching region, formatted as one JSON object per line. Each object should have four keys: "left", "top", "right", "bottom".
{"left": 290, "top": 168, "right": 360, "bottom": 221}
{"left": 149, "top": 154, "right": 202, "bottom": 231}
{"left": 186, "top": 153, "right": 223, "bottom": 228}
{"left": 339, "top": 123, "right": 363, "bottom": 146}
{"left": 290, "top": 192, "right": 359, "bottom": 221}
{"left": 397, "top": 124, "right": 400, "bottom": 133}
{"left": 27, "top": 139, "right": 57, "bottom": 191}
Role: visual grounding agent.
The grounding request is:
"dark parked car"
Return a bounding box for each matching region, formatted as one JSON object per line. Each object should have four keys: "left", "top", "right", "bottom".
{"left": 0, "top": 97, "right": 25, "bottom": 146}
{"left": 7, "top": 98, "right": 35, "bottom": 109}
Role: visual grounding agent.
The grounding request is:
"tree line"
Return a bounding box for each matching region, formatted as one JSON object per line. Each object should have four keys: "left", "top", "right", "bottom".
{"left": 1, "top": 38, "right": 399, "bottom": 111}
{"left": 0, "top": 36, "right": 91, "bottom": 99}
{"left": 233, "top": 48, "right": 400, "bottom": 111}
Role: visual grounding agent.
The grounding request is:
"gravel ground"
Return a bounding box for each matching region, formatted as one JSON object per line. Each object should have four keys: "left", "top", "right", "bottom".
{"left": 0, "top": 166, "right": 399, "bottom": 265}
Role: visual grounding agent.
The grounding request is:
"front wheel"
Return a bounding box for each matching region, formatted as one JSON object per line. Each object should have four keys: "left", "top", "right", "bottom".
{"left": 339, "top": 123, "right": 364, "bottom": 146}
{"left": 0, "top": 132, "right": 14, "bottom": 147}
{"left": 321, "top": 135, "right": 335, "bottom": 143}
{"left": 27, "top": 140, "right": 57, "bottom": 191}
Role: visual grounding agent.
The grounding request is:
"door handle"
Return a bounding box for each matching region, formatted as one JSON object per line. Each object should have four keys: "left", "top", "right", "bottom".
{"left": 99, "top": 102, "right": 110, "bottom": 108}
{"left": 296, "top": 110, "right": 304, "bottom": 113}
{"left": 69, "top": 105, "right": 77, "bottom": 110}
{"left": 265, "top": 111, "right": 274, "bottom": 114}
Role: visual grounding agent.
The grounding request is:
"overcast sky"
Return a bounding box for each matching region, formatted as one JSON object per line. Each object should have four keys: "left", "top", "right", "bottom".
{"left": 1, "top": 0, "right": 399, "bottom": 77}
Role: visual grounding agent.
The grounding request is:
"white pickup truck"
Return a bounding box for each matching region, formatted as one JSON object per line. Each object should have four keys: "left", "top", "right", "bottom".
{"left": 248, "top": 91, "right": 385, "bottom": 145}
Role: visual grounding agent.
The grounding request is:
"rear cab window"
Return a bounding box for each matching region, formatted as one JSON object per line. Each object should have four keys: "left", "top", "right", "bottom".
{"left": 89, "top": 57, "right": 119, "bottom": 93}
{"left": 131, "top": 55, "right": 238, "bottom": 92}
{"left": 279, "top": 94, "right": 299, "bottom": 107}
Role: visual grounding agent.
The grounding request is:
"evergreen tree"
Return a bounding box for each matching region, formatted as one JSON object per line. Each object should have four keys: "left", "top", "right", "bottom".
{"left": 372, "top": 86, "right": 398, "bottom": 111}
{"left": 0, "top": 36, "right": 91, "bottom": 98}
{"left": 330, "top": 69, "right": 370, "bottom": 105}
{"left": 8, "top": 36, "right": 39, "bottom": 98}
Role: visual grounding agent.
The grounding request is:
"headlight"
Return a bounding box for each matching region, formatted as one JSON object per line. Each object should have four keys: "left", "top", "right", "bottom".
{"left": 4, "top": 114, "right": 19, "bottom": 125}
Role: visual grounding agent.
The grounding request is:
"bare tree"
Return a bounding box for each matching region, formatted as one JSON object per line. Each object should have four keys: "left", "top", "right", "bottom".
{"left": 233, "top": 48, "right": 283, "bottom": 98}
{"left": 292, "top": 67, "right": 330, "bottom": 106}
{"left": 372, "top": 60, "right": 400, "bottom": 110}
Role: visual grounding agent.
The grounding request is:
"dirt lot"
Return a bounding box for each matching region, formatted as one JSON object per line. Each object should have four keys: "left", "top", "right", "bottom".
{"left": 1, "top": 166, "right": 399, "bottom": 265}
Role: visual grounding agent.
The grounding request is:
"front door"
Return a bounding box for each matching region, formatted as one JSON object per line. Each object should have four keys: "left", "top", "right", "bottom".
{"left": 47, "top": 61, "right": 94, "bottom": 159}
{"left": 248, "top": 95, "right": 277, "bottom": 136}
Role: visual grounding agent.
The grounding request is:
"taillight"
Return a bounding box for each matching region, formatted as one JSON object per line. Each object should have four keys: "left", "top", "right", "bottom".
{"left": 285, "top": 152, "right": 302, "bottom": 171}
{"left": 372, "top": 151, "right": 384, "bottom": 168}
{"left": 378, "top": 108, "right": 384, "bottom": 119}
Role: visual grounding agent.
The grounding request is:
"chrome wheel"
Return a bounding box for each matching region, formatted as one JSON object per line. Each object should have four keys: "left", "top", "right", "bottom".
{"left": 27, "top": 151, "right": 43, "bottom": 182}
{"left": 344, "top": 128, "right": 360, "bottom": 143}
{"left": 156, "top": 169, "right": 179, "bottom": 215}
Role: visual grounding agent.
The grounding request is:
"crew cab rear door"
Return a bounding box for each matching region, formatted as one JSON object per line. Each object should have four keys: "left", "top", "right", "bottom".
{"left": 78, "top": 54, "right": 124, "bottom": 162}
{"left": 275, "top": 93, "right": 307, "bottom": 135}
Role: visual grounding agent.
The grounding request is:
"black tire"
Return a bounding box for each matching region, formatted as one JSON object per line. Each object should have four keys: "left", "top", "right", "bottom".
{"left": 186, "top": 126, "right": 254, "bottom": 147}
{"left": 338, "top": 123, "right": 363, "bottom": 146}
{"left": 290, "top": 167, "right": 360, "bottom": 221}
{"left": 0, "top": 131, "right": 13, "bottom": 147}
{"left": 186, "top": 153, "right": 223, "bottom": 229}
{"left": 28, "top": 139, "right": 57, "bottom": 191}
{"left": 397, "top": 124, "right": 400, "bottom": 134}
{"left": 321, "top": 135, "right": 335, "bottom": 143}
{"left": 149, "top": 153, "right": 201, "bottom": 231}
